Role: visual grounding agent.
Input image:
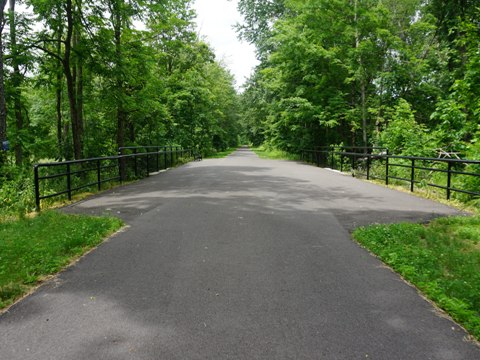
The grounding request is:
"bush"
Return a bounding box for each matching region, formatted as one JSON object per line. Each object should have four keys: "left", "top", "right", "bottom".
{"left": 0, "top": 165, "right": 36, "bottom": 219}
{"left": 377, "top": 99, "right": 436, "bottom": 157}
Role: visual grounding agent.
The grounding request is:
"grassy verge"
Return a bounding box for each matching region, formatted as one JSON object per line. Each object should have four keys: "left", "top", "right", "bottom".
{"left": 0, "top": 211, "right": 123, "bottom": 310}
{"left": 251, "top": 146, "right": 300, "bottom": 160}
{"left": 366, "top": 179, "right": 480, "bottom": 214}
{"left": 204, "top": 147, "right": 238, "bottom": 159}
{"left": 353, "top": 215, "right": 480, "bottom": 340}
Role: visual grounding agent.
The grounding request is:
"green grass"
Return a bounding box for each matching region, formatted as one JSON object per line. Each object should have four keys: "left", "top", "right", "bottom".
{"left": 204, "top": 147, "right": 238, "bottom": 159}
{"left": 251, "top": 146, "right": 300, "bottom": 160}
{"left": 353, "top": 215, "right": 480, "bottom": 340}
{"left": 0, "top": 211, "right": 123, "bottom": 309}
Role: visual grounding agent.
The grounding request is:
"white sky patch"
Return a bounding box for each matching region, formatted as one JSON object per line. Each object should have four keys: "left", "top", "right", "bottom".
{"left": 193, "top": 0, "right": 259, "bottom": 91}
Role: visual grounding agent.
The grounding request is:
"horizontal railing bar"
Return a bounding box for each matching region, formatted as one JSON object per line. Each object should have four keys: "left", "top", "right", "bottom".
{"left": 388, "top": 175, "right": 411, "bottom": 183}
{"left": 100, "top": 164, "right": 118, "bottom": 171}
{"left": 39, "top": 166, "right": 119, "bottom": 180}
{"left": 302, "top": 149, "right": 480, "bottom": 165}
{"left": 101, "top": 176, "right": 121, "bottom": 184}
{"left": 39, "top": 189, "right": 70, "bottom": 200}
{"left": 70, "top": 167, "right": 98, "bottom": 176}
{"left": 388, "top": 163, "right": 412, "bottom": 169}
{"left": 34, "top": 147, "right": 193, "bottom": 211}
{"left": 449, "top": 170, "right": 480, "bottom": 177}
{"left": 35, "top": 156, "right": 120, "bottom": 167}
{"left": 448, "top": 188, "right": 480, "bottom": 196}
{"left": 34, "top": 150, "right": 187, "bottom": 168}
{"left": 339, "top": 152, "right": 479, "bottom": 165}
{"left": 70, "top": 182, "right": 103, "bottom": 193}
{"left": 38, "top": 172, "right": 68, "bottom": 181}
{"left": 301, "top": 148, "right": 479, "bottom": 201}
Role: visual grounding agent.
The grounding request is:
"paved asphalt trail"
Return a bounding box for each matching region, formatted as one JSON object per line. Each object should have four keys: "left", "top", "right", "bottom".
{"left": 1, "top": 148, "right": 479, "bottom": 359}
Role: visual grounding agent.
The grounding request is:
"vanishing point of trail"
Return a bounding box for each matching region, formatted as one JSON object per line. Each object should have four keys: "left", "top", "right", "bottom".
{"left": 1, "top": 148, "right": 478, "bottom": 359}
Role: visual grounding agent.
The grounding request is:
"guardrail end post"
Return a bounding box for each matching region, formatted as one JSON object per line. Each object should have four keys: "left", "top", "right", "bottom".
{"left": 118, "top": 157, "right": 123, "bottom": 184}
{"left": 410, "top": 159, "right": 415, "bottom": 193}
{"left": 67, "top": 163, "right": 72, "bottom": 201}
{"left": 367, "top": 155, "right": 371, "bottom": 180}
{"left": 34, "top": 165, "right": 41, "bottom": 211}
{"left": 447, "top": 162, "right": 452, "bottom": 200}
{"left": 97, "top": 160, "right": 101, "bottom": 191}
{"left": 385, "top": 156, "right": 389, "bottom": 186}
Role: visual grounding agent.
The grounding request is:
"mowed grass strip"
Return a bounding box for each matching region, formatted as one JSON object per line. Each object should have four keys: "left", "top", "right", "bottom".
{"left": 251, "top": 146, "right": 300, "bottom": 160}
{"left": 205, "top": 147, "right": 238, "bottom": 159}
{"left": 353, "top": 215, "right": 480, "bottom": 340}
{"left": 0, "top": 211, "right": 123, "bottom": 309}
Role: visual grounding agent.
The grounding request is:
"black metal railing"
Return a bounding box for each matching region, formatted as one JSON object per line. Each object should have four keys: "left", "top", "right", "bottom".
{"left": 34, "top": 147, "right": 193, "bottom": 211}
{"left": 301, "top": 148, "right": 480, "bottom": 201}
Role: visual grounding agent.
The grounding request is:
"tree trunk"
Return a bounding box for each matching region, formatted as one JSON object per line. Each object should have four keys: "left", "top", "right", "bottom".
{"left": 8, "top": 0, "right": 24, "bottom": 165}
{"left": 114, "top": 3, "right": 125, "bottom": 150}
{"left": 56, "top": 66, "right": 63, "bottom": 158}
{"left": 354, "top": 0, "right": 366, "bottom": 150}
{"left": 361, "top": 80, "right": 367, "bottom": 149}
{"left": 0, "top": 0, "right": 9, "bottom": 154}
{"left": 55, "top": 3, "right": 63, "bottom": 159}
{"left": 112, "top": 0, "right": 127, "bottom": 178}
{"left": 74, "top": 20, "right": 84, "bottom": 156}
{"left": 65, "top": 0, "right": 83, "bottom": 159}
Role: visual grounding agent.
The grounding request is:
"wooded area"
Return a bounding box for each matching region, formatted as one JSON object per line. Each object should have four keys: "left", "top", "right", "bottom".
{"left": 1, "top": 0, "right": 480, "bottom": 215}
{"left": 0, "top": 0, "right": 240, "bottom": 167}
{"left": 238, "top": 0, "right": 480, "bottom": 161}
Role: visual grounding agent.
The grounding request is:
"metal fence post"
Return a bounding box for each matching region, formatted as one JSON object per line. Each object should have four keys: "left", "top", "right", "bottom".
{"left": 118, "top": 157, "right": 123, "bottom": 183}
{"left": 34, "top": 165, "right": 41, "bottom": 211}
{"left": 134, "top": 149, "right": 138, "bottom": 178}
{"left": 366, "top": 155, "right": 371, "bottom": 180}
{"left": 164, "top": 146, "right": 167, "bottom": 169}
{"left": 352, "top": 155, "right": 356, "bottom": 177}
{"left": 67, "top": 163, "right": 72, "bottom": 201}
{"left": 156, "top": 146, "right": 160, "bottom": 171}
{"left": 410, "top": 159, "right": 415, "bottom": 192}
{"left": 385, "top": 156, "right": 389, "bottom": 185}
{"left": 170, "top": 146, "right": 173, "bottom": 167}
{"left": 146, "top": 153, "right": 150, "bottom": 176}
{"left": 97, "top": 160, "right": 101, "bottom": 191}
{"left": 447, "top": 162, "right": 452, "bottom": 200}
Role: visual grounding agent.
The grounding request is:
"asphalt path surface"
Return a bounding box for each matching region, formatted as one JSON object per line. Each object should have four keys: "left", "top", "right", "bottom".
{"left": 1, "top": 148, "right": 479, "bottom": 359}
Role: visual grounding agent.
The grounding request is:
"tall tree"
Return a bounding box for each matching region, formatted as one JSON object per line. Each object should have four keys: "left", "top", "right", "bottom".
{"left": 236, "top": 0, "right": 286, "bottom": 60}
{"left": 8, "top": 0, "right": 24, "bottom": 164}
{"left": 0, "top": 0, "right": 8, "bottom": 155}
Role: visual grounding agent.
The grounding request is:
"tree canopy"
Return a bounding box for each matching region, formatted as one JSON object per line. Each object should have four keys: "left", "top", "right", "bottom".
{"left": 1, "top": 0, "right": 479, "bottom": 167}
{"left": 0, "top": 0, "right": 240, "bottom": 166}
{"left": 238, "top": 0, "right": 480, "bottom": 159}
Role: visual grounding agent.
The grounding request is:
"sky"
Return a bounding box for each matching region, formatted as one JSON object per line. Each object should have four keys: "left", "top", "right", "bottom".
{"left": 193, "top": 0, "right": 259, "bottom": 90}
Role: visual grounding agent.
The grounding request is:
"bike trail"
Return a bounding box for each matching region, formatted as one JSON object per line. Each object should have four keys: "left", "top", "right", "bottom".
{"left": 0, "top": 148, "right": 478, "bottom": 359}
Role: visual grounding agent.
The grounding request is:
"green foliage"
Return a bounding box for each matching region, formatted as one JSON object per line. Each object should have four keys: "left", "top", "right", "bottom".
{"left": 251, "top": 145, "right": 300, "bottom": 160}
{"left": 0, "top": 211, "right": 123, "bottom": 309}
{"left": 430, "top": 99, "right": 468, "bottom": 152}
{"left": 0, "top": 0, "right": 240, "bottom": 168}
{"left": 239, "top": 0, "right": 479, "bottom": 162}
{"left": 204, "top": 147, "right": 238, "bottom": 159}
{"left": 353, "top": 216, "right": 480, "bottom": 340}
{"left": 0, "top": 165, "right": 36, "bottom": 219}
{"left": 377, "top": 99, "right": 435, "bottom": 156}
